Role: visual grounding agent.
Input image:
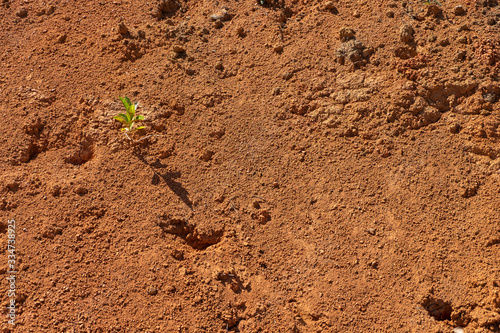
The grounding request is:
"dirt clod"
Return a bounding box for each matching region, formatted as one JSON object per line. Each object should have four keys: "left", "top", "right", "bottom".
{"left": 400, "top": 24, "right": 414, "bottom": 44}
{"left": 16, "top": 7, "right": 28, "bottom": 18}
{"left": 339, "top": 27, "right": 356, "bottom": 42}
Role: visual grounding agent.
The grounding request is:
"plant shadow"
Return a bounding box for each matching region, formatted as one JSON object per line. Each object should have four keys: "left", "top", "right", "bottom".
{"left": 134, "top": 153, "right": 193, "bottom": 210}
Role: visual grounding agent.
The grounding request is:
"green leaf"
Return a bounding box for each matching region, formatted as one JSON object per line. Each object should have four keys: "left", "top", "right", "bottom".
{"left": 119, "top": 96, "right": 131, "bottom": 111}
{"left": 126, "top": 103, "right": 135, "bottom": 121}
{"left": 135, "top": 126, "right": 145, "bottom": 130}
{"left": 114, "top": 114, "right": 128, "bottom": 125}
{"left": 134, "top": 115, "right": 144, "bottom": 121}
{"left": 120, "top": 113, "right": 130, "bottom": 121}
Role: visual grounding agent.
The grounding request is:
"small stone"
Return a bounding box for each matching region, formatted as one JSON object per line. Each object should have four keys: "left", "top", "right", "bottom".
{"left": 282, "top": 71, "right": 293, "bottom": 80}
{"left": 274, "top": 45, "right": 283, "bottom": 53}
{"left": 172, "top": 45, "right": 185, "bottom": 53}
{"left": 230, "top": 282, "right": 240, "bottom": 292}
{"left": 51, "top": 185, "right": 61, "bottom": 196}
{"left": 215, "top": 61, "right": 224, "bottom": 70}
{"left": 426, "top": 5, "right": 443, "bottom": 18}
{"left": 153, "top": 0, "right": 180, "bottom": 19}
{"left": 74, "top": 186, "right": 88, "bottom": 195}
{"left": 456, "top": 35, "right": 468, "bottom": 44}
{"left": 185, "top": 68, "right": 195, "bottom": 75}
{"left": 258, "top": 210, "right": 271, "bottom": 224}
{"left": 200, "top": 149, "right": 214, "bottom": 162}
{"left": 487, "top": 17, "right": 496, "bottom": 25}
{"left": 56, "top": 34, "right": 67, "bottom": 43}
{"left": 209, "top": 8, "right": 232, "bottom": 22}
{"left": 439, "top": 38, "right": 450, "bottom": 47}
{"left": 386, "top": 10, "right": 395, "bottom": 18}
{"left": 236, "top": 27, "right": 246, "bottom": 37}
{"left": 171, "top": 249, "right": 184, "bottom": 260}
{"left": 16, "top": 8, "right": 28, "bottom": 18}
{"left": 449, "top": 123, "right": 460, "bottom": 134}
{"left": 454, "top": 5, "right": 466, "bottom": 15}
{"left": 339, "top": 27, "right": 356, "bottom": 42}
{"left": 367, "top": 228, "right": 376, "bottom": 235}
{"left": 454, "top": 50, "right": 466, "bottom": 61}
{"left": 483, "top": 92, "right": 497, "bottom": 103}
{"left": 324, "top": 1, "right": 336, "bottom": 10}
{"left": 46, "top": 6, "right": 56, "bottom": 15}
{"left": 118, "top": 22, "right": 129, "bottom": 35}
{"left": 213, "top": 20, "right": 223, "bottom": 29}
{"left": 353, "top": 11, "right": 360, "bottom": 18}
{"left": 400, "top": 24, "right": 414, "bottom": 44}
{"left": 6, "top": 182, "right": 19, "bottom": 191}
{"left": 147, "top": 286, "right": 158, "bottom": 296}
{"left": 462, "top": 183, "right": 478, "bottom": 198}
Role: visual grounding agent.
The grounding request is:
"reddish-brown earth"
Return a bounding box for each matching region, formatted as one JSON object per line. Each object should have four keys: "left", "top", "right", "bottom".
{"left": 2, "top": 0, "right": 500, "bottom": 331}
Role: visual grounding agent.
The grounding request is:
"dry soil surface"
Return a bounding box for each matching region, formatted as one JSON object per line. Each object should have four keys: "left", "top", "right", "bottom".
{"left": 2, "top": 0, "right": 500, "bottom": 332}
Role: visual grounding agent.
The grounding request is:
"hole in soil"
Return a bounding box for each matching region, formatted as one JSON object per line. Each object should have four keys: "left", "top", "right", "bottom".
{"left": 156, "top": 215, "right": 222, "bottom": 250}
{"left": 421, "top": 295, "right": 453, "bottom": 321}
{"left": 65, "top": 142, "right": 94, "bottom": 165}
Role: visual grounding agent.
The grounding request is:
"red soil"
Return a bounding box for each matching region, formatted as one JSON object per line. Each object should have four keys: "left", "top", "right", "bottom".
{"left": 2, "top": 0, "right": 500, "bottom": 332}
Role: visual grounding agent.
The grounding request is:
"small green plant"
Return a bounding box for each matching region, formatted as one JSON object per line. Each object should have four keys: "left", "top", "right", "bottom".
{"left": 114, "top": 96, "right": 145, "bottom": 134}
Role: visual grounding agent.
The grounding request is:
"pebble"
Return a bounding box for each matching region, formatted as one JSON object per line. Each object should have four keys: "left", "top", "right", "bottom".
{"left": 6, "top": 182, "right": 19, "bottom": 191}
{"left": 324, "top": 1, "right": 336, "bottom": 10}
{"left": 258, "top": 210, "right": 271, "bottom": 224}
{"left": 339, "top": 27, "right": 356, "bottom": 42}
{"left": 282, "top": 71, "right": 293, "bottom": 80}
{"left": 147, "top": 286, "right": 158, "bottom": 296}
{"left": 400, "top": 24, "right": 414, "bottom": 44}
{"left": 16, "top": 8, "right": 28, "bottom": 18}
{"left": 454, "top": 6, "right": 466, "bottom": 16}
{"left": 74, "top": 186, "right": 88, "bottom": 195}
{"left": 209, "top": 8, "right": 231, "bottom": 22}
{"left": 57, "top": 34, "right": 67, "bottom": 43}
{"left": 118, "top": 22, "right": 129, "bottom": 35}
{"left": 213, "top": 20, "right": 223, "bottom": 29}
{"left": 172, "top": 45, "right": 185, "bottom": 53}
{"left": 426, "top": 4, "right": 442, "bottom": 18}
{"left": 454, "top": 50, "right": 466, "bottom": 61}
{"left": 236, "top": 27, "right": 246, "bottom": 37}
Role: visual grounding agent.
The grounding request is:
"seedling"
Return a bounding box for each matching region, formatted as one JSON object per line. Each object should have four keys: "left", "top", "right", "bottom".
{"left": 115, "top": 96, "right": 144, "bottom": 132}
{"left": 114, "top": 96, "right": 163, "bottom": 143}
